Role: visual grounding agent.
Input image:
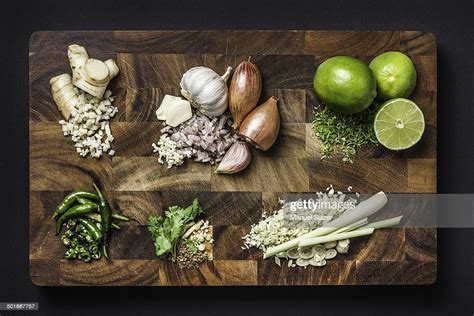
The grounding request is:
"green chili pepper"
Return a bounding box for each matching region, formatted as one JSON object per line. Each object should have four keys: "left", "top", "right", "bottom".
{"left": 70, "top": 240, "right": 78, "bottom": 249}
{"left": 111, "top": 222, "right": 121, "bottom": 230}
{"left": 62, "top": 237, "right": 71, "bottom": 246}
{"left": 75, "top": 224, "right": 83, "bottom": 233}
{"left": 52, "top": 191, "right": 99, "bottom": 219}
{"left": 64, "top": 230, "right": 75, "bottom": 238}
{"left": 75, "top": 245, "right": 86, "bottom": 253}
{"left": 55, "top": 203, "right": 97, "bottom": 235}
{"left": 77, "top": 218, "right": 103, "bottom": 241}
{"left": 89, "top": 243, "right": 99, "bottom": 254}
{"left": 66, "top": 219, "right": 77, "bottom": 229}
{"left": 93, "top": 183, "right": 111, "bottom": 260}
{"left": 78, "top": 251, "right": 92, "bottom": 262}
{"left": 112, "top": 213, "right": 130, "bottom": 222}
{"left": 77, "top": 197, "right": 97, "bottom": 205}
{"left": 101, "top": 243, "right": 109, "bottom": 260}
{"left": 65, "top": 248, "right": 77, "bottom": 259}
{"left": 91, "top": 252, "right": 101, "bottom": 260}
{"left": 84, "top": 213, "right": 102, "bottom": 222}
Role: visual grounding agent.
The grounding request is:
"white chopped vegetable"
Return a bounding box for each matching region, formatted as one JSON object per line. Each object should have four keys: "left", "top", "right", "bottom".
{"left": 312, "top": 244, "right": 326, "bottom": 257}
{"left": 157, "top": 111, "right": 238, "bottom": 166}
{"left": 242, "top": 189, "right": 352, "bottom": 252}
{"left": 296, "top": 258, "right": 310, "bottom": 267}
{"left": 165, "top": 99, "right": 193, "bottom": 127}
{"left": 337, "top": 239, "right": 350, "bottom": 248}
{"left": 264, "top": 192, "right": 387, "bottom": 259}
{"left": 59, "top": 89, "right": 117, "bottom": 158}
{"left": 323, "top": 241, "right": 337, "bottom": 249}
{"left": 275, "top": 256, "right": 281, "bottom": 267}
{"left": 297, "top": 247, "right": 314, "bottom": 259}
{"left": 287, "top": 248, "right": 300, "bottom": 259}
{"left": 325, "top": 248, "right": 337, "bottom": 259}
{"left": 152, "top": 135, "right": 189, "bottom": 169}
{"left": 309, "top": 257, "right": 326, "bottom": 267}
{"left": 336, "top": 244, "right": 349, "bottom": 254}
{"left": 156, "top": 95, "right": 183, "bottom": 120}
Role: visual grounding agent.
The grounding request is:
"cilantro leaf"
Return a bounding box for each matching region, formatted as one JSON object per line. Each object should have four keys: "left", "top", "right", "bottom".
{"left": 147, "top": 198, "right": 204, "bottom": 260}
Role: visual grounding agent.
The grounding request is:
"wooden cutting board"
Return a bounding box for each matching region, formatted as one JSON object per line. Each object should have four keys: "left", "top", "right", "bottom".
{"left": 29, "top": 30, "right": 437, "bottom": 286}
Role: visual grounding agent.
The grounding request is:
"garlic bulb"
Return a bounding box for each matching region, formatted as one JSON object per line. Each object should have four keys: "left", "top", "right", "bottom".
{"left": 215, "top": 142, "right": 252, "bottom": 174}
{"left": 180, "top": 66, "right": 232, "bottom": 117}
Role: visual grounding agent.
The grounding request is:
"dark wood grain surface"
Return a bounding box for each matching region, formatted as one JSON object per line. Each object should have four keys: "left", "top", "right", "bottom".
{"left": 29, "top": 30, "right": 437, "bottom": 286}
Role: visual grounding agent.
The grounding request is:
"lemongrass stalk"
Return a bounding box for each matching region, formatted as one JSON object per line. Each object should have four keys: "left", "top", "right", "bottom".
{"left": 329, "top": 218, "right": 368, "bottom": 235}
{"left": 263, "top": 192, "right": 387, "bottom": 259}
{"left": 263, "top": 226, "right": 334, "bottom": 259}
{"left": 356, "top": 216, "right": 403, "bottom": 230}
{"left": 298, "top": 228, "right": 374, "bottom": 248}
{"left": 323, "top": 192, "right": 387, "bottom": 228}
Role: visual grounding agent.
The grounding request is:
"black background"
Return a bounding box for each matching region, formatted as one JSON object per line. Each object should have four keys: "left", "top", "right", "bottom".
{"left": 1, "top": 0, "right": 473, "bottom": 315}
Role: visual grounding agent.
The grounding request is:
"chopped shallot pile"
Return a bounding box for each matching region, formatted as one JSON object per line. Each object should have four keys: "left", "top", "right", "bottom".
{"left": 153, "top": 111, "right": 240, "bottom": 168}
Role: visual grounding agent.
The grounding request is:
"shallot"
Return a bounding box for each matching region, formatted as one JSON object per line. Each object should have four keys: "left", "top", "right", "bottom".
{"left": 239, "top": 96, "right": 280, "bottom": 151}
{"left": 158, "top": 111, "right": 239, "bottom": 166}
{"left": 228, "top": 59, "right": 262, "bottom": 129}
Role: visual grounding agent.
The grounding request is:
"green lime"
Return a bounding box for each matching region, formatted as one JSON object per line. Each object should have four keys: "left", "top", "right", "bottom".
{"left": 313, "top": 56, "right": 377, "bottom": 114}
{"left": 369, "top": 51, "right": 417, "bottom": 101}
{"left": 374, "top": 98, "right": 425, "bottom": 150}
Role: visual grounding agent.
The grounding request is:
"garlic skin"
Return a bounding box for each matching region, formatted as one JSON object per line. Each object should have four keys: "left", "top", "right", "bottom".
{"left": 239, "top": 96, "right": 280, "bottom": 151}
{"left": 215, "top": 142, "right": 252, "bottom": 174}
{"left": 180, "top": 66, "right": 232, "bottom": 117}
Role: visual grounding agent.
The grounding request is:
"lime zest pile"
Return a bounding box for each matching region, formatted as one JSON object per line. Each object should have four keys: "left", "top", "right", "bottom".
{"left": 312, "top": 104, "right": 381, "bottom": 163}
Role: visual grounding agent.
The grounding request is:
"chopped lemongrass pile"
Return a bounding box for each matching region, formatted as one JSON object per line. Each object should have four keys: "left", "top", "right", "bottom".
{"left": 243, "top": 187, "right": 403, "bottom": 268}
{"left": 242, "top": 186, "right": 357, "bottom": 252}
{"left": 312, "top": 104, "right": 381, "bottom": 163}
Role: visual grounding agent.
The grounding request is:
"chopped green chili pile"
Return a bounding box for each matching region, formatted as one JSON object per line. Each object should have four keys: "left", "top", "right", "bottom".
{"left": 53, "top": 185, "right": 131, "bottom": 262}
{"left": 312, "top": 104, "right": 381, "bottom": 163}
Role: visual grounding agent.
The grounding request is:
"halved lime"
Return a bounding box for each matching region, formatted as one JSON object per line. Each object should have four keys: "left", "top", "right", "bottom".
{"left": 374, "top": 98, "right": 425, "bottom": 150}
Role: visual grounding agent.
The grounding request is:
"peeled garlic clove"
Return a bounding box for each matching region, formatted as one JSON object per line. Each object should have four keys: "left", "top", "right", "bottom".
{"left": 215, "top": 142, "right": 251, "bottom": 174}
{"left": 229, "top": 59, "right": 262, "bottom": 129}
{"left": 239, "top": 96, "right": 280, "bottom": 151}
{"left": 165, "top": 100, "right": 192, "bottom": 127}
{"left": 180, "top": 66, "right": 232, "bottom": 117}
{"left": 325, "top": 248, "right": 337, "bottom": 259}
{"left": 156, "top": 95, "right": 183, "bottom": 120}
